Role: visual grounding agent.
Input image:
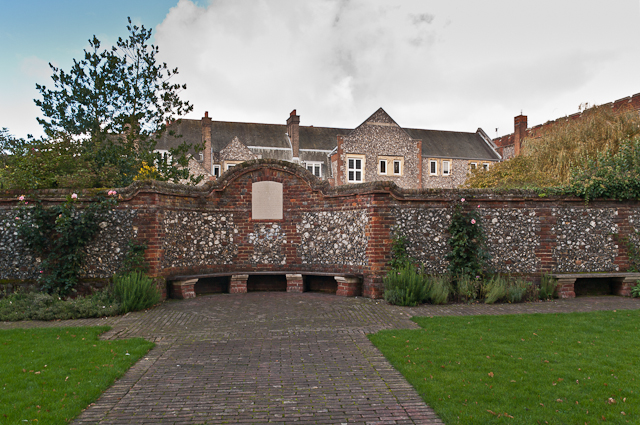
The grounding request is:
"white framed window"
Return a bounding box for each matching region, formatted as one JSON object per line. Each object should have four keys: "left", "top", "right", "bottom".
{"left": 212, "top": 164, "right": 221, "bottom": 177}
{"left": 199, "top": 152, "right": 204, "bottom": 161}
{"left": 305, "top": 161, "right": 322, "bottom": 178}
{"left": 226, "top": 163, "right": 236, "bottom": 171}
{"left": 379, "top": 159, "right": 387, "bottom": 175}
{"left": 429, "top": 160, "right": 438, "bottom": 176}
{"left": 482, "top": 162, "right": 490, "bottom": 171}
{"left": 393, "top": 160, "right": 401, "bottom": 175}
{"left": 347, "top": 157, "right": 363, "bottom": 183}
{"left": 469, "top": 162, "right": 477, "bottom": 170}
{"left": 442, "top": 160, "right": 451, "bottom": 176}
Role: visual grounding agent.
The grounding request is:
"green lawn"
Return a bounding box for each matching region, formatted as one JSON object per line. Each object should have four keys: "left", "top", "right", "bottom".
{"left": 0, "top": 326, "right": 154, "bottom": 424}
{"left": 369, "top": 310, "right": 640, "bottom": 424}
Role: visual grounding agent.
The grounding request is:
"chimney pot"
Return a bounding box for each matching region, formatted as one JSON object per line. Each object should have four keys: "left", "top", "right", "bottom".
{"left": 204, "top": 111, "right": 209, "bottom": 118}
{"left": 290, "top": 109, "right": 297, "bottom": 117}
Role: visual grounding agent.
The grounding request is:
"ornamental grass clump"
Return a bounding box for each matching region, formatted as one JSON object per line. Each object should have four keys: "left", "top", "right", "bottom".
{"left": 539, "top": 273, "right": 558, "bottom": 300}
{"left": 506, "top": 278, "right": 530, "bottom": 303}
{"left": 484, "top": 274, "right": 508, "bottom": 304}
{"left": 383, "top": 263, "right": 431, "bottom": 307}
{"left": 428, "top": 275, "right": 452, "bottom": 305}
{"left": 113, "top": 271, "right": 161, "bottom": 313}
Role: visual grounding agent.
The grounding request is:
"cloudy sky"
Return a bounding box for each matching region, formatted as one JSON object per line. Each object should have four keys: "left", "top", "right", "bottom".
{"left": 2, "top": 0, "right": 639, "bottom": 140}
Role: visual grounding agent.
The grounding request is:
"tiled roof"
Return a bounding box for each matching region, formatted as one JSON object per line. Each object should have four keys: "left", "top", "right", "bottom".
{"left": 156, "top": 116, "right": 499, "bottom": 161}
{"left": 406, "top": 128, "right": 500, "bottom": 161}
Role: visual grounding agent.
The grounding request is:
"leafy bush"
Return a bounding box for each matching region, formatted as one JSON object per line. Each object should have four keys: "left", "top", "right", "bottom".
{"left": 539, "top": 274, "right": 558, "bottom": 300}
{"left": 569, "top": 137, "right": 640, "bottom": 201}
{"left": 631, "top": 281, "right": 640, "bottom": 298}
{"left": 0, "top": 289, "right": 119, "bottom": 321}
{"left": 446, "top": 199, "right": 490, "bottom": 278}
{"left": 429, "top": 275, "right": 452, "bottom": 305}
{"left": 485, "top": 275, "right": 508, "bottom": 304}
{"left": 384, "top": 263, "right": 430, "bottom": 307}
{"left": 113, "top": 271, "right": 161, "bottom": 313}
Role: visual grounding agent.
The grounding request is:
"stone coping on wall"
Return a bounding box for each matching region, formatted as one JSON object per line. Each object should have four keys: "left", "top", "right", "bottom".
{"left": 0, "top": 158, "right": 592, "bottom": 204}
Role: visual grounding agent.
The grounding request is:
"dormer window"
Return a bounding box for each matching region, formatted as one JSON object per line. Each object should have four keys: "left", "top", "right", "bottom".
{"left": 305, "top": 161, "right": 322, "bottom": 177}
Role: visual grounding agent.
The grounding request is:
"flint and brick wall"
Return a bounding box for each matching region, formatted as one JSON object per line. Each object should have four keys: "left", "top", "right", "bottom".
{"left": 2, "top": 160, "right": 640, "bottom": 299}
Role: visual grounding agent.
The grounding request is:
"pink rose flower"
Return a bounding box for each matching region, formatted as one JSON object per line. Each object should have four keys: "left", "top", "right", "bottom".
{"left": 471, "top": 219, "right": 476, "bottom": 224}
{"left": 107, "top": 190, "right": 117, "bottom": 196}
{"left": 18, "top": 195, "right": 25, "bottom": 201}
{"left": 71, "top": 193, "right": 78, "bottom": 199}
{"left": 461, "top": 198, "right": 465, "bottom": 202}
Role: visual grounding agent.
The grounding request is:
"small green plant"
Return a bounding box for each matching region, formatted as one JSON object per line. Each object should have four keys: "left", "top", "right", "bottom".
{"left": 113, "top": 271, "right": 161, "bottom": 313}
{"left": 484, "top": 274, "right": 508, "bottom": 304}
{"left": 384, "top": 263, "right": 430, "bottom": 307}
{"left": 506, "top": 278, "right": 530, "bottom": 303}
{"left": 631, "top": 280, "right": 640, "bottom": 298}
{"left": 446, "top": 198, "right": 490, "bottom": 278}
{"left": 539, "top": 273, "right": 558, "bottom": 300}
{"left": 429, "top": 275, "right": 452, "bottom": 305}
{"left": 455, "top": 274, "right": 481, "bottom": 303}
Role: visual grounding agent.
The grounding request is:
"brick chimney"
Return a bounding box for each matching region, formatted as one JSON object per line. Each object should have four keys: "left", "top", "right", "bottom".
{"left": 202, "top": 111, "right": 212, "bottom": 172}
{"left": 287, "top": 109, "right": 300, "bottom": 160}
{"left": 514, "top": 114, "right": 527, "bottom": 156}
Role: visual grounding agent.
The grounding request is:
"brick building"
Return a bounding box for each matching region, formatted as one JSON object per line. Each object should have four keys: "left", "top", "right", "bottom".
{"left": 494, "top": 92, "right": 640, "bottom": 159}
{"left": 156, "top": 108, "right": 501, "bottom": 189}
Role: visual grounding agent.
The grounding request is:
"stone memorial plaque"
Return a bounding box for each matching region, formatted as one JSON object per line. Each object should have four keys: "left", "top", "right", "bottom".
{"left": 252, "top": 181, "right": 283, "bottom": 220}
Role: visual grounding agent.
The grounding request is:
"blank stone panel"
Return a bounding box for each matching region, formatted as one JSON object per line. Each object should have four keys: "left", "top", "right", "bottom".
{"left": 252, "top": 181, "right": 283, "bottom": 220}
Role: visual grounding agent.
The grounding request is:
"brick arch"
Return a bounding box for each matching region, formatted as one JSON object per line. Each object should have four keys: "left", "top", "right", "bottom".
{"left": 211, "top": 159, "right": 330, "bottom": 196}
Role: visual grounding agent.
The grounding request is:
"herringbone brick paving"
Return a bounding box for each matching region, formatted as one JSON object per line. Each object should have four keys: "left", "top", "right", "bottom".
{"left": 2, "top": 293, "right": 638, "bottom": 424}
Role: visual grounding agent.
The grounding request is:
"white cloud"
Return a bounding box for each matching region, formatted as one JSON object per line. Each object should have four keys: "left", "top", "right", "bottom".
{"left": 19, "top": 56, "right": 52, "bottom": 79}
{"left": 156, "top": 0, "right": 448, "bottom": 128}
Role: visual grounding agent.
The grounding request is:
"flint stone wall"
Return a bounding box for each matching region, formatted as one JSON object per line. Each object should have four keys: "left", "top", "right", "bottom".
{"left": 162, "top": 210, "right": 238, "bottom": 268}
{"left": 297, "top": 210, "right": 368, "bottom": 266}
{"left": 552, "top": 208, "right": 619, "bottom": 272}
{"left": 0, "top": 209, "right": 137, "bottom": 280}
{"left": 1, "top": 161, "right": 640, "bottom": 299}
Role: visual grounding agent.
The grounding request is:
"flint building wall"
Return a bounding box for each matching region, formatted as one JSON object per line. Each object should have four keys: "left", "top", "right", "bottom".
{"left": 1, "top": 160, "right": 639, "bottom": 298}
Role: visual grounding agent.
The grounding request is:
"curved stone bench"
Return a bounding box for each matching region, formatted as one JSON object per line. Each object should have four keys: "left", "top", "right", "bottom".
{"left": 169, "top": 272, "right": 362, "bottom": 299}
{"left": 550, "top": 272, "right": 640, "bottom": 298}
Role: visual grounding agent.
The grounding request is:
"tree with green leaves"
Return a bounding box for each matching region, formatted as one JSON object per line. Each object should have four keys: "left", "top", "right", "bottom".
{"left": 31, "top": 17, "right": 202, "bottom": 188}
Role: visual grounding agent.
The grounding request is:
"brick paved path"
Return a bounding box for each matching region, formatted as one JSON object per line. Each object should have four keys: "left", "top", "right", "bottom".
{"left": 2, "top": 294, "right": 639, "bottom": 424}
